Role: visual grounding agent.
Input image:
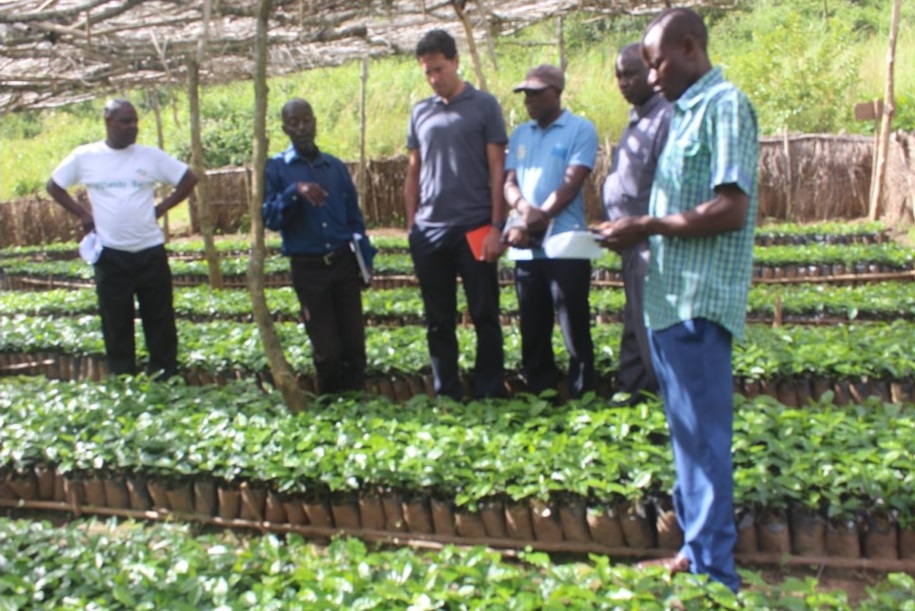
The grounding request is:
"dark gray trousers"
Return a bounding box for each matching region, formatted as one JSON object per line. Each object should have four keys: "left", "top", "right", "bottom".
{"left": 616, "top": 242, "right": 657, "bottom": 402}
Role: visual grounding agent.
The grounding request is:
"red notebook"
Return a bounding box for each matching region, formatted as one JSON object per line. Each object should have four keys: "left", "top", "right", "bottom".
{"left": 465, "top": 225, "right": 493, "bottom": 261}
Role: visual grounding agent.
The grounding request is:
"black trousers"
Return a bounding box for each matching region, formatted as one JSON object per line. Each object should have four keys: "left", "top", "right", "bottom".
{"left": 515, "top": 258, "right": 594, "bottom": 399}
{"left": 617, "top": 243, "right": 658, "bottom": 403}
{"left": 410, "top": 226, "right": 505, "bottom": 400}
{"left": 290, "top": 250, "right": 366, "bottom": 394}
{"left": 94, "top": 245, "right": 178, "bottom": 379}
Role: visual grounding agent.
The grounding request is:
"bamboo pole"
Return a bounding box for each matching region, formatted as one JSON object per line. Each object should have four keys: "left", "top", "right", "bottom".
{"left": 452, "top": 0, "right": 488, "bottom": 92}
{"left": 868, "top": 0, "right": 901, "bottom": 221}
{"left": 246, "top": 0, "right": 308, "bottom": 412}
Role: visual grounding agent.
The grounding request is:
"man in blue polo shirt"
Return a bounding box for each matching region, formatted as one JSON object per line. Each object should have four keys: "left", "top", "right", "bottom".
{"left": 263, "top": 97, "right": 374, "bottom": 394}
{"left": 595, "top": 8, "right": 758, "bottom": 592}
{"left": 504, "top": 64, "right": 599, "bottom": 399}
{"left": 404, "top": 29, "right": 508, "bottom": 401}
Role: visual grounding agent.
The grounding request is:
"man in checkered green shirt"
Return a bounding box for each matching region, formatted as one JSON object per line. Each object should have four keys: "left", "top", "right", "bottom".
{"left": 595, "top": 7, "right": 758, "bottom": 593}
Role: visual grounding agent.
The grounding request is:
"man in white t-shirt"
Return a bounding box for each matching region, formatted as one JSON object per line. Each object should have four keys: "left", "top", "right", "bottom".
{"left": 46, "top": 98, "right": 197, "bottom": 379}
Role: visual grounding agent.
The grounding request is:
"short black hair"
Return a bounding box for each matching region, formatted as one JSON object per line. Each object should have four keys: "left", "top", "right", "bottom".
{"left": 618, "top": 42, "right": 641, "bottom": 61}
{"left": 282, "top": 98, "right": 312, "bottom": 117}
{"left": 647, "top": 8, "right": 708, "bottom": 53}
{"left": 104, "top": 98, "right": 132, "bottom": 119}
{"left": 416, "top": 29, "right": 457, "bottom": 60}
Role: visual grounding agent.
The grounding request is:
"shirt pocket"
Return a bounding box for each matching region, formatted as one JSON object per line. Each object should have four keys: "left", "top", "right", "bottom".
{"left": 668, "top": 136, "right": 709, "bottom": 211}
{"left": 549, "top": 143, "right": 571, "bottom": 178}
{"left": 550, "top": 143, "right": 569, "bottom": 157}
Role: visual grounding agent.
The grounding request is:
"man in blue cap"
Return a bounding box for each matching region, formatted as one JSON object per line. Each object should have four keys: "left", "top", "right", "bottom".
{"left": 504, "top": 64, "right": 599, "bottom": 399}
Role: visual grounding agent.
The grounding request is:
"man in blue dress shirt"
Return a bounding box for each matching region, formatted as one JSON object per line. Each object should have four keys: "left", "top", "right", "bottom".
{"left": 263, "top": 98, "right": 374, "bottom": 394}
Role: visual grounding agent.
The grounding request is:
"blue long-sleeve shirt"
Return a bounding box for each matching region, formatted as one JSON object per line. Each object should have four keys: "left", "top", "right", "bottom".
{"left": 263, "top": 146, "right": 368, "bottom": 256}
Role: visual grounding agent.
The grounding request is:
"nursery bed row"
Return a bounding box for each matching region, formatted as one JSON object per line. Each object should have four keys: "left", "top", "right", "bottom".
{"left": 3, "top": 469, "right": 915, "bottom": 568}
{"left": 0, "top": 220, "right": 888, "bottom": 261}
{"left": 2, "top": 351, "right": 915, "bottom": 407}
{"left": 4, "top": 518, "right": 910, "bottom": 610}
{"left": 2, "top": 242, "right": 910, "bottom": 287}
{"left": 4, "top": 266, "right": 911, "bottom": 292}
{"left": 5, "top": 282, "right": 915, "bottom": 325}
{"left": 2, "top": 378, "right": 914, "bottom": 562}
{"left": 2, "top": 316, "right": 915, "bottom": 389}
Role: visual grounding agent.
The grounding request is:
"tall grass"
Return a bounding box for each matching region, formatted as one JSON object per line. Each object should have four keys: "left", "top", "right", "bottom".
{"left": 2, "top": 1, "right": 912, "bottom": 202}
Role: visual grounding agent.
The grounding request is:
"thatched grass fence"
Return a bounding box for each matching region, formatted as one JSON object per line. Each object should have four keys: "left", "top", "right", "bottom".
{"left": 3, "top": 134, "right": 914, "bottom": 247}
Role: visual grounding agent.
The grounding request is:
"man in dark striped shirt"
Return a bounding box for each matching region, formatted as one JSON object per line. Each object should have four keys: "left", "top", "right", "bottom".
{"left": 602, "top": 43, "right": 672, "bottom": 407}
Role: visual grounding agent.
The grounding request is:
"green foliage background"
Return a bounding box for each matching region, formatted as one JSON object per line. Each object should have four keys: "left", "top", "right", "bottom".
{"left": 1, "top": 0, "right": 913, "bottom": 201}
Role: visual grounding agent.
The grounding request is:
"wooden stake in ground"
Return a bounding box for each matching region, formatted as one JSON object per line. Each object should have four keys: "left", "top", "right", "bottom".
{"left": 147, "top": 88, "right": 169, "bottom": 240}
{"left": 188, "top": 58, "right": 224, "bottom": 289}
{"left": 358, "top": 57, "right": 369, "bottom": 216}
{"left": 187, "top": 0, "right": 223, "bottom": 288}
{"left": 476, "top": 0, "right": 499, "bottom": 72}
{"left": 247, "top": 0, "right": 308, "bottom": 412}
{"left": 868, "top": 0, "right": 901, "bottom": 221}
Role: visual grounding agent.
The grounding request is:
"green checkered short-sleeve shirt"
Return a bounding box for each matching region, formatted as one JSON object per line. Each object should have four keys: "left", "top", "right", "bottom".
{"left": 645, "top": 67, "right": 759, "bottom": 340}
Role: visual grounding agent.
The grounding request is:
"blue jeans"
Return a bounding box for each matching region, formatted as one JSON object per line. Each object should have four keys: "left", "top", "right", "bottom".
{"left": 649, "top": 318, "right": 739, "bottom": 592}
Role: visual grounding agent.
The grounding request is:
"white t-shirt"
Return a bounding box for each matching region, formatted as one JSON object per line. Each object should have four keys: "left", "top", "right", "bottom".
{"left": 51, "top": 142, "right": 189, "bottom": 252}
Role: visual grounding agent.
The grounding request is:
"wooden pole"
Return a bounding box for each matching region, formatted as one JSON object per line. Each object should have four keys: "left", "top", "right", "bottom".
{"left": 147, "top": 89, "right": 169, "bottom": 240}
{"left": 557, "top": 15, "right": 566, "bottom": 72}
{"left": 782, "top": 128, "right": 792, "bottom": 219}
{"left": 452, "top": 0, "right": 488, "bottom": 92}
{"left": 358, "top": 56, "right": 369, "bottom": 219}
{"left": 868, "top": 0, "right": 901, "bottom": 221}
{"left": 187, "top": 58, "right": 224, "bottom": 289}
{"left": 869, "top": 99, "right": 881, "bottom": 213}
{"left": 247, "top": 0, "right": 308, "bottom": 412}
{"left": 476, "top": 0, "right": 499, "bottom": 72}
{"left": 187, "top": 0, "right": 223, "bottom": 288}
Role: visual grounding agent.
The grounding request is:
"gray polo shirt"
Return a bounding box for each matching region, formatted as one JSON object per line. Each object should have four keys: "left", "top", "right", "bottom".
{"left": 602, "top": 92, "right": 672, "bottom": 220}
{"left": 406, "top": 82, "right": 508, "bottom": 230}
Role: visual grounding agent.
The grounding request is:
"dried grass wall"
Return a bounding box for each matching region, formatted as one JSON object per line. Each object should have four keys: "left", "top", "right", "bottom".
{"left": 885, "top": 131, "right": 915, "bottom": 226}
{"left": 757, "top": 134, "right": 873, "bottom": 221}
{"left": 3, "top": 134, "right": 913, "bottom": 247}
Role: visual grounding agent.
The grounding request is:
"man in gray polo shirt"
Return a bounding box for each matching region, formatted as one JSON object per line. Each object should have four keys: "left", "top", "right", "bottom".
{"left": 601, "top": 43, "right": 672, "bottom": 406}
{"left": 404, "top": 29, "right": 508, "bottom": 401}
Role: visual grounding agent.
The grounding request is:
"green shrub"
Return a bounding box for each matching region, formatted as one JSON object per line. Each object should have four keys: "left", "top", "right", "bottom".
{"left": 721, "top": 11, "right": 860, "bottom": 133}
